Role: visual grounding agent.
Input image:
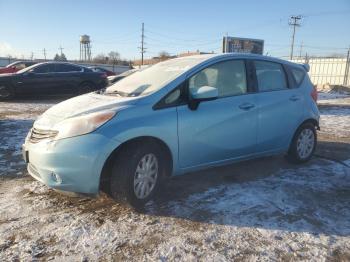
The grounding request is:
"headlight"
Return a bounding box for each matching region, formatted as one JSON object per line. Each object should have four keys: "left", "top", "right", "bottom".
{"left": 53, "top": 111, "right": 116, "bottom": 140}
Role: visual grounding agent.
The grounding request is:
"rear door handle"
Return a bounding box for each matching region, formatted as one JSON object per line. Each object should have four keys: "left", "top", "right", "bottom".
{"left": 239, "top": 103, "right": 255, "bottom": 110}
{"left": 289, "top": 95, "right": 300, "bottom": 101}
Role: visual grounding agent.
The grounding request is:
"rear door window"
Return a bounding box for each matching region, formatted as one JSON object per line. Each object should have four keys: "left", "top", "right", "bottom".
{"left": 56, "top": 64, "right": 82, "bottom": 73}
{"left": 254, "top": 61, "right": 288, "bottom": 91}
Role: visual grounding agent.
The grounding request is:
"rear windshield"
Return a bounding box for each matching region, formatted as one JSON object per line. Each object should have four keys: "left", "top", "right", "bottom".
{"left": 105, "top": 56, "right": 209, "bottom": 97}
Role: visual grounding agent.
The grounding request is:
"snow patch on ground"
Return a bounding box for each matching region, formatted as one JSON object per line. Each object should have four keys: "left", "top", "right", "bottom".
{"left": 0, "top": 159, "right": 349, "bottom": 261}
{"left": 319, "top": 107, "right": 350, "bottom": 138}
{"left": 318, "top": 91, "right": 350, "bottom": 106}
{"left": 0, "top": 97, "right": 350, "bottom": 260}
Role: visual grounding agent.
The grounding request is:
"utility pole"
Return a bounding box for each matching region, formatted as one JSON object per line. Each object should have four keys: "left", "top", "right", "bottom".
{"left": 139, "top": 23, "right": 146, "bottom": 66}
{"left": 59, "top": 45, "right": 64, "bottom": 56}
{"left": 344, "top": 47, "right": 350, "bottom": 86}
{"left": 289, "top": 15, "right": 302, "bottom": 60}
{"left": 43, "top": 48, "right": 47, "bottom": 60}
{"left": 30, "top": 52, "right": 34, "bottom": 60}
{"left": 299, "top": 41, "right": 303, "bottom": 58}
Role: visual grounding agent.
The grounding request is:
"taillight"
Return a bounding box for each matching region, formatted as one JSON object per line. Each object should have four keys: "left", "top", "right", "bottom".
{"left": 311, "top": 86, "right": 318, "bottom": 102}
{"left": 100, "top": 73, "right": 107, "bottom": 78}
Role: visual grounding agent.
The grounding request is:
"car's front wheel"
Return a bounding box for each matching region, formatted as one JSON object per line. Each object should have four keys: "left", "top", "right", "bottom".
{"left": 287, "top": 123, "right": 317, "bottom": 163}
{"left": 109, "top": 141, "right": 166, "bottom": 208}
{"left": 0, "top": 84, "right": 14, "bottom": 100}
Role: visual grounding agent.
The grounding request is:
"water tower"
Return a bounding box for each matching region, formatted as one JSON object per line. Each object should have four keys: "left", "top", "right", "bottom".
{"left": 80, "top": 35, "right": 91, "bottom": 61}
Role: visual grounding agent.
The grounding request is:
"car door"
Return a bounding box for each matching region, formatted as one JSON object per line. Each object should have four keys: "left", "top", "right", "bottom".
{"left": 254, "top": 60, "right": 304, "bottom": 153}
{"left": 177, "top": 59, "right": 258, "bottom": 169}
{"left": 16, "top": 64, "right": 57, "bottom": 95}
{"left": 55, "top": 64, "right": 83, "bottom": 94}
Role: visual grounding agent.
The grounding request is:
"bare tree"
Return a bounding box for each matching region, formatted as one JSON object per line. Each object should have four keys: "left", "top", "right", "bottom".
{"left": 108, "top": 51, "right": 120, "bottom": 65}
{"left": 54, "top": 54, "right": 60, "bottom": 61}
{"left": 159, "top": 51, "right": 170, "bottom": 60}
{"left": 93, "top": 53, "right": 107, "bottom": 64}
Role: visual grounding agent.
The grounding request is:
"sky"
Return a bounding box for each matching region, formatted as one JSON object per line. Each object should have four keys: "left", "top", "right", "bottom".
{"left": 0, "top": 0, "right": 349, "bottom": 61}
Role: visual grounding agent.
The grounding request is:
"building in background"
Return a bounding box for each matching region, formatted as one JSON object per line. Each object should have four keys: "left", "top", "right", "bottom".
{"left": 222, "top": 36, "right": 264, "bottom": 54}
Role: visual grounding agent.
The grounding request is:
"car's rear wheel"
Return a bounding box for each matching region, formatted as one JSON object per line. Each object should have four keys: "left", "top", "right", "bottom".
{"left": 287, "top": 123, "right": 317, "bottom": 163}
{"left": 0, "top": 84, "right": 14, "bottom": 100}
{"left": 109, "top": 141, "right": 166, "bottom": 208}
{"left": 79, "top": 82, "right": 95, "bottom": 94}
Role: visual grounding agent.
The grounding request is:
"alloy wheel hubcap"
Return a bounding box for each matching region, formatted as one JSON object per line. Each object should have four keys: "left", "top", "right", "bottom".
{"left": 297, "top": 129, "right": 314, "bottom": 159}
{"left": 134, "top": 153, "right": 158, "bottom": 199}
{"left": 0, "top": 86, "right": 10, "bottom": 98}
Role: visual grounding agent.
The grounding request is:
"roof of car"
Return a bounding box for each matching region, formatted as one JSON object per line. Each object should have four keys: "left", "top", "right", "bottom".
{"left": 184, "top": 53, "right": 305, "bottom": 69}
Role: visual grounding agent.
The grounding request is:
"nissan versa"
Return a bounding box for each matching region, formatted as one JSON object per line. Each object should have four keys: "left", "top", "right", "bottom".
{"left": 23, "top": 54, "right": 319, "bottom": 207}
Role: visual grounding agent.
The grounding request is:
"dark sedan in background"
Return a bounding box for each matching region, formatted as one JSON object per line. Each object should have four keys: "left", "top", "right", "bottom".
{"left": 0, "top": 62, "right": 108, "bottom": 100}
{"left": 89, "top": 66, "right": 116, "bottom": 76}
{"left": 107, "top": 68, "right": 138, "bottom": 85}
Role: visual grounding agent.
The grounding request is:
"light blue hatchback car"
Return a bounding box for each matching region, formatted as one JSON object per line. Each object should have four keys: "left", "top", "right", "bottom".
{"left": 23, "top": 54, "right": 319, "bottom": 207}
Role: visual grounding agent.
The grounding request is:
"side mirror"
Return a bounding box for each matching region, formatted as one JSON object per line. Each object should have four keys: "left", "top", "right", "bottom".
{"left": 189, "top": 85, "right": 218, "bottom": 110}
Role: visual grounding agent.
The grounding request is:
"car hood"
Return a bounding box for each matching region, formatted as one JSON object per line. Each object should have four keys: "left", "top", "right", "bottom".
{"left": 34, "top": 93, "right": 139, "bottom": 129}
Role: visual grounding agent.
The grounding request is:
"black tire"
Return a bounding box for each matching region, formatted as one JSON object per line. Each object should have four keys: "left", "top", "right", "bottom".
{"left": 78, "top": 82, "right": 95, "bottom": 94}
{"left": 109, "top": 141, "right": 167, "bottom": 208}
{"left": 0, "top": 84, "right": 14, "bottom": 100}
{"left": 287, "top": 123, "right": 317, "bottom": 164}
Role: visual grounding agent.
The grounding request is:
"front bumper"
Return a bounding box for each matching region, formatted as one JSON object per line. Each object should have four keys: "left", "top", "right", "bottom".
{"left": 23, "top": 133, "right": 120, "bottom": 194}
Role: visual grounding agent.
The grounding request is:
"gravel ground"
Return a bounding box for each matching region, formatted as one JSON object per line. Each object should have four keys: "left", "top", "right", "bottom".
{"left": 0, "top": 94, "right": 349, "bottom": 261}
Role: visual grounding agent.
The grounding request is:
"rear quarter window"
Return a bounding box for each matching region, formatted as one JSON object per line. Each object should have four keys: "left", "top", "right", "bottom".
{"left": 291, "top": 67, "right": 306, "bottom": 86}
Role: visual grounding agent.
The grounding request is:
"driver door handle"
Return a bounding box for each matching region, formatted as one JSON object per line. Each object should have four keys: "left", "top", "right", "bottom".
{"left": 239, "top": 103, "right": 255, "bottom": 110}
{"left": 289, "top": 95, "right": 300, "bottom": 101}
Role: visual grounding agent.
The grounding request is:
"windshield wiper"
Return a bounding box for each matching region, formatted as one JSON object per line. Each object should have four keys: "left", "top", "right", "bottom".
{"left": 104, "top": 90, "right": 130, "bottom": 97}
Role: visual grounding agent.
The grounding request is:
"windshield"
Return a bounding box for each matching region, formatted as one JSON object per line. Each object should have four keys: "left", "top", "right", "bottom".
{"left": 105, "top": 56, "right": 211, "bottom": 97}
{"left": 6, "top": 61, "right": 18, "bottom": 68}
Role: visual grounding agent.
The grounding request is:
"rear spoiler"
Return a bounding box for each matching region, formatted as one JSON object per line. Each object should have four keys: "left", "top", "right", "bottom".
{"left": 302, "top": 64, "right": 310, "bottom": 72}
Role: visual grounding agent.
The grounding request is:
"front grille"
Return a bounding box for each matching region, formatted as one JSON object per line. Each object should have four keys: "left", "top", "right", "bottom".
{"left": 29, "top": 128, "right": 58, "bottom": 143}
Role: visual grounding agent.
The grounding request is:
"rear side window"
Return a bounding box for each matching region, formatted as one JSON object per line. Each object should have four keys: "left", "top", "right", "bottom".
{"left": 56, "top": 64, "right": 82, "bottom": 72}
{"left": 255, "top": 61, "right": 288, "bottom": 91}
{"left": 291, "top": 67, "right": 306, "bottom": 85}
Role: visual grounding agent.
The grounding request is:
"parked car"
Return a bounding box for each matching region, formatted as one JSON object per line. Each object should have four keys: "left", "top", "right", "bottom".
{"left": 0, "top": 61, "right": 37, "bottom": 74}
{"left": 23, "top": 54, "right": 319, "bottom": 208}
{"left": 107, "top": 69, "right": 138, "bottom": 85}
{"left": 0, "top": 62, "right": 108, "bottom": 99}
{"left": 89, "top": 66, "right": 116, "bottom": 76}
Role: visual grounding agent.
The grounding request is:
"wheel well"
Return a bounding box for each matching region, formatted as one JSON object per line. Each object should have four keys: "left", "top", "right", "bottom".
{"left": 79, "top": 81, "right": 95, "bottom": 88}
{"left": 99, "top": 136, "right": 173, "bottom": 193}
{"left": 300, "top": 118, "right": 319, "bottom": 130}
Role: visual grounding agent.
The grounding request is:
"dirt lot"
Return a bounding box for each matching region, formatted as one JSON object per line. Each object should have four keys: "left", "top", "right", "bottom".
{"left": 0, "top": 94, "right": 350, "bottom": 261}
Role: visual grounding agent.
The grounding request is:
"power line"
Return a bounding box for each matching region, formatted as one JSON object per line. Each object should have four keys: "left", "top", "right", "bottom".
{"left": 59, "top": 45, "right": 64, "bottom": 56}
{"left": 289, "top": 15, "right": 302, "bottom": 59}
{"left": 299, "top": 41, "right": 303, "bottom": 57}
